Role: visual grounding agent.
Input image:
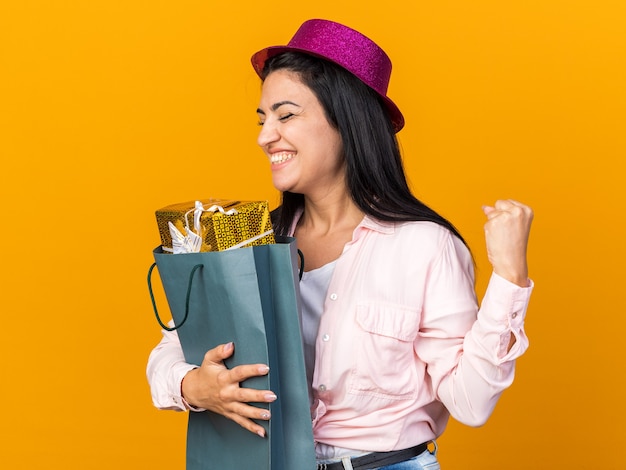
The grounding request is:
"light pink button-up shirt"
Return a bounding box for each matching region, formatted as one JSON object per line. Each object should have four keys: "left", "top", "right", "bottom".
{"left": 147, "top": 215, "right": 532, "bottom": 453}
{"left": 304, "top": 216, "right": 531, "bottom": 452}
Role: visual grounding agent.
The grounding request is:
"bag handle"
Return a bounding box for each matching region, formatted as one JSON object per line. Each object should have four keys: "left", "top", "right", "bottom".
{"left": 147, "top": 262, "right": 203, "bottom": 331}
{"left": 297, "top": 249, "right": 304, "bottom": 280}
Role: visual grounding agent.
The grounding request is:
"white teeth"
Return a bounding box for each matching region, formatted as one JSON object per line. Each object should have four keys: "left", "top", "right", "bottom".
{"left": 270, "top": 152, "right": 295, "bottom": 164}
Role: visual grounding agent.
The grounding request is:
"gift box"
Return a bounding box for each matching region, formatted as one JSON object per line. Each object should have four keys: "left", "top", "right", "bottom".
{"left": 156, "top": 199, "right": 275, "bottom": 253}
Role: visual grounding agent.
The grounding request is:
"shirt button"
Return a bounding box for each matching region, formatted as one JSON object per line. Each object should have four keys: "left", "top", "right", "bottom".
{"left": 329, "top": 293, "right": 338, "bottom": 300}
{"left": 319, "top": 384, "right": 327, "bottom": 392}
{"left": 512, "top": 312, "right": 518, "bottom": 319}
{"left": 323, "top": 334, "right": 330, "bottom": 341}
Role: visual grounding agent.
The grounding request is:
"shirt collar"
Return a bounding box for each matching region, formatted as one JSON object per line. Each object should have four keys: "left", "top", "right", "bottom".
{"left": 356, "top": 215, "right": 395, "bottom": 235}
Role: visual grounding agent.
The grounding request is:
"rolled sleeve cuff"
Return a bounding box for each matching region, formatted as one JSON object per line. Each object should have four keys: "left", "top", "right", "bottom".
{"left": 152, "top": 362, "right": 204, "bottom": 412}
{"left": 480, "top": 272, "right": 534, "bottom": 361}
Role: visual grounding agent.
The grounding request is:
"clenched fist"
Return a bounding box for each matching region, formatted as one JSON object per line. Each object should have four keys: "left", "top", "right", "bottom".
{"left": 482, "top": 200, "right": 534, "bottom": 287}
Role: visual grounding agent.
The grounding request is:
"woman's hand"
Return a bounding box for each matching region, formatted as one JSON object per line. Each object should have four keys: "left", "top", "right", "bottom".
{"left": 181, "top": 342, "right": 277, "bottom": 437}
{"left": 482, "top": 200, "right": 534, "bottom": 287}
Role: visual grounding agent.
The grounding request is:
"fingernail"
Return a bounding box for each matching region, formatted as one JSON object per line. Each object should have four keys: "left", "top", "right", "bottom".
{"left": 258, "top": 365, "right": 270, "bottom": 374}
{"left": 224, "top": 342, "right": 233, "bottom": 352}
{"left": 261, "top": 412, "right": 271, "bottom": 419}
{"left": 257, "top": 429, "right": 266, "bottom": 438}
{"left": 264, "top": 393, "right": 277, "bottom": 402}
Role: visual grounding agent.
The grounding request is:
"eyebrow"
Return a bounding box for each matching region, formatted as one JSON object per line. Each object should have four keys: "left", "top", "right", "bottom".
{"left": 256, "top": 100, "right": 301, "bottom": 115}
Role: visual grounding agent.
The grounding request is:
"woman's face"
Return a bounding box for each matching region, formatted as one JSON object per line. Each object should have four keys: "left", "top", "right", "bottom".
{"left": 256, "top": 69, "right": 344, "bottom": 198}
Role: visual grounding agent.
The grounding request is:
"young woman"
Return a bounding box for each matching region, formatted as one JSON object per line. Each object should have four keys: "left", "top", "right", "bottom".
{"left": 148, "top": 19, "right": 534, "bottom": 470}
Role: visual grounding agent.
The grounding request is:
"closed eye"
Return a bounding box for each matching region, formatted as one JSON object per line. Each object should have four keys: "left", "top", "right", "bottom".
{"left": 279, "top": 113, "right": 294, "bottom": 122}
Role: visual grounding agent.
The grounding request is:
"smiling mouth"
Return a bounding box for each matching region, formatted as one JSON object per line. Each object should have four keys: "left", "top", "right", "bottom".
{"left": 270, "top": 152, "right": 295, "bottom": 164}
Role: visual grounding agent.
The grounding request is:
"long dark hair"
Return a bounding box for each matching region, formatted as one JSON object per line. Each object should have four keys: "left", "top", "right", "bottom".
{"left": 262, "top": 52, "right": 467, "bottom": 246}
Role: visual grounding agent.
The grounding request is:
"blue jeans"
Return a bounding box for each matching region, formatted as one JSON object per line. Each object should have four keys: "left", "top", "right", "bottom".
{"left": 374, "top": 444, "right": 440, "bottom": 470}
{"left": 317, "top": 442, "right": 440, "bottom": 470}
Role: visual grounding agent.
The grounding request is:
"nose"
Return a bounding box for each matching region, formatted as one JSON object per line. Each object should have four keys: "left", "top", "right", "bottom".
{"left": 257, "top": 118, "right": 280, "bottom": 149}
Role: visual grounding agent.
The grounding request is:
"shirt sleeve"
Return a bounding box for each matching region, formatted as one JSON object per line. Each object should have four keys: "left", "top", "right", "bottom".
{"left": 146, "top": 321, "right": 204, "bottom": 412}
{"left": 415, "top": 232, "right": 533, "bottom": 427}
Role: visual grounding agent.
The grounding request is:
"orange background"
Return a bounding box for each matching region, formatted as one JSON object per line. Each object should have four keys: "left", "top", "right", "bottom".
{"left": 1, "top": 1, "right": 625, "bottom": 468}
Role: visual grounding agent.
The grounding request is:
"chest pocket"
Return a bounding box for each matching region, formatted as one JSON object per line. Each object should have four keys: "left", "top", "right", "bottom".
{"left": 348, "top": 303, "right": 421, "bottom": 400}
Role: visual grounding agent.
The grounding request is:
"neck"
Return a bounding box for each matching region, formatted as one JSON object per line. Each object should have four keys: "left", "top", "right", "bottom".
{"left": 299, "top": 189, "right": 364, "bottom": 235}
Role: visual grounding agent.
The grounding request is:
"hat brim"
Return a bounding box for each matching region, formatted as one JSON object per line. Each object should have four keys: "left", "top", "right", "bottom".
{"left": 251, "top": 46, "right": 405, "bottom": 133}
